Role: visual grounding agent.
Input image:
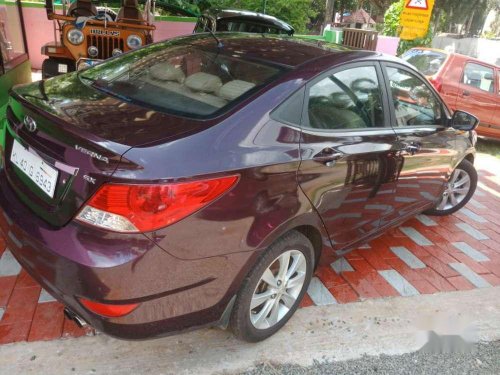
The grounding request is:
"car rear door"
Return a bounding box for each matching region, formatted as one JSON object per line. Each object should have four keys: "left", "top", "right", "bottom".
{"left": 493, "top": 69, "right": 500, "bottom": 139}
{"left": 455, "top": 62, "right": 496, "bottom": 131}
{"left": 380, "top": 62, "right": 457, "bottom": 217}
{"left": 297, "top": 62, "right": 401, "bottom": 253}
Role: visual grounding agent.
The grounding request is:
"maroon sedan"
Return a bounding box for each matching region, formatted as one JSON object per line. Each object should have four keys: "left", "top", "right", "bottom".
{"left": 1, "top": 33, "right": 478, "bottom": 342}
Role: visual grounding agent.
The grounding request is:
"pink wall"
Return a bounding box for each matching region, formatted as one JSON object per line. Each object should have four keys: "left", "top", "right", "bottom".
{"left": 22, "top": 7, "right": 57, "bottom": 70}
{"left": 21, "top": 6, "right": 196, "bottom": 70}
{"left": 376, "top": 36, "right": 400, "bottom": 56}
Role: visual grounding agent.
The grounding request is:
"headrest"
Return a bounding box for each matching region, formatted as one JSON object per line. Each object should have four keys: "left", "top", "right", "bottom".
{"left": 123, "top": 0, "right": 139, "bottom": 8}
{"left": 467, "top": 72, "right": 481, "bottom": 81}
{"left": 149, "top": 63, "right": 185, "bottom": 83}
{"left": 218, "top": 80, "right": 256, "bottom": 101}
{"left": 185, "top": 72, "right": 222, "bottom": 93}
{"left": 484, "top": 72, "right": 494, "bottom": 80}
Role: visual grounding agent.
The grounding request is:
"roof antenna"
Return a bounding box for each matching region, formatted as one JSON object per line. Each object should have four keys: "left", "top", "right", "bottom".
{"left": 203, "top": 24, "right": 224, "bottom": 49}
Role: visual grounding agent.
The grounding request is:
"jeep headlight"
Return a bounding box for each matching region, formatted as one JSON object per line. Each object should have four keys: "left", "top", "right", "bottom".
{"left": 67, "top": 28, "right": 84, "bottom": 45}
{"left": 127, "top": 35, "right": 142, "bottom": 49}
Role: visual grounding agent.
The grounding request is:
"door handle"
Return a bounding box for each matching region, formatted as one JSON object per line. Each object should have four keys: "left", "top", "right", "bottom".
{"left": 313, "top": 148, "right": 343, "bottom": 167}
{"left": 462, "top": 90, "right": 471, "bottom": 97}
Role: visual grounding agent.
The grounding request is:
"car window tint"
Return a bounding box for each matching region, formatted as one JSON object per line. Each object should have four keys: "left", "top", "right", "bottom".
{"left": 80, "top": 45, "right": 285, "bottom": 118}
{"left": 272, "top": 87, "right": 305, "bottom": 125}
{"left": 462, "top": 63, "right": 495, "bottom": 93}
{"left": 386, "top": 67, "right": 443, "bottom": 127}
{"left": 401, "top": 49, "right": 447, "bottom": 76}
{"left": 307, "top": 66, "right": 385, "bottom": 130}
{"left": 218, "top": 20, "right": 283, "bottom": 34}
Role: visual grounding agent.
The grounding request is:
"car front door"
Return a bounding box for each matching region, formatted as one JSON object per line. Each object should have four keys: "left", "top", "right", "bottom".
{"left": 456, "top": 62, "right": 497, "bottom": 133}
{"left": 381, "top": 62, "right": 457, "bottom": 218}
{"left": 297, "top": 62, "right": 401, "bottom": 254}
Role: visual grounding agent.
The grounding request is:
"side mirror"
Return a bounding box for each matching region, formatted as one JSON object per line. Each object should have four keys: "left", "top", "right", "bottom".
{"left": 451, "top": 110, "right": 479, "bottom": 131}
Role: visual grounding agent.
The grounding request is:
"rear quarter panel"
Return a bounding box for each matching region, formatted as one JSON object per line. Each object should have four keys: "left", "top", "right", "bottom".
{"left": 112, "top": 80, "right": 332, "bottom": 261}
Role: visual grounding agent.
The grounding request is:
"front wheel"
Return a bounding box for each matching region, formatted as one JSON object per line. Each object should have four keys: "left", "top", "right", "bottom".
{"left": 230, "top": 231, "right": 314, "bottom": 342}
{"left": 424, "top": 159, "right": 477, "bottom": 216}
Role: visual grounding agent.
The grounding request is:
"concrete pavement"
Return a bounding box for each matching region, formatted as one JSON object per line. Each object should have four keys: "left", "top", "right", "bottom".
{"left": 1, "top": 286, "right": 499, "bottom": 375}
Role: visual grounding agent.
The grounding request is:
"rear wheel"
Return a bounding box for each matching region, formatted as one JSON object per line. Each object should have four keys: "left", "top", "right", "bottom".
{"left": 424, "top": 159, "right": 477, "bottom": 216}
{"left": 230, "top": 231, "right": 314, "bottom": 342}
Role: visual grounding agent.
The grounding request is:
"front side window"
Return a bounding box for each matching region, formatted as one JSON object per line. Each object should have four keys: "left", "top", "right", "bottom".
{"left": 462, "top": 63, "right": 495, "bottom": 93}
{"left": 386, "top": 66, "right": 443, "bottom": 127}
{"left": 80, "top": 42, "right": 284, "bottom": 118}
{"left": 0, "top": 0, "right": 27, "bottom": 74}
{"left": 307, "top": 66, "right": 385, "bottom": 130}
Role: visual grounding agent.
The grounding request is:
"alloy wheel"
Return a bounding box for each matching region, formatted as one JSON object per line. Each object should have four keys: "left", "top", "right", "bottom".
{"left": 436, "top": 168, "right": 471, "bottom": 211}
{"left": 249, "top": 250, "right": 307, "bottom": 330}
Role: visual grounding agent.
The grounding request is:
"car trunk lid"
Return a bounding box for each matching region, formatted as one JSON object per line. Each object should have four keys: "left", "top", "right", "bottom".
{"left": 4, "top": 75, "right": 202, "bottom": 227}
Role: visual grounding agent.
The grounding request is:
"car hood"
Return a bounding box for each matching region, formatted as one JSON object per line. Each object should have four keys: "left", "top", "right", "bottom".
{"left": 11, "top": 72, "right": 204, "bottom": 148}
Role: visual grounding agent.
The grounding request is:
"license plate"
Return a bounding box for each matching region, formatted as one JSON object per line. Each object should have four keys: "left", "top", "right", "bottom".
{"left": 10, "top": 140, "right": 59, "bottom": 198}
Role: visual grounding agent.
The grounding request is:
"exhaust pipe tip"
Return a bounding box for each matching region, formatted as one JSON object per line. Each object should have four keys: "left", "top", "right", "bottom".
{"left": 64, "top": 307, "right": 88, "bottom": 328}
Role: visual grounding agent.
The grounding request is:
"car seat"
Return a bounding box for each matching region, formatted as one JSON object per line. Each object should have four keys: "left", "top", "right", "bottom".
{"left": 68, "top": 0, "right": 97, "bottom": 18}
{"left": 484, "top": 72, "right": 494, "bottom": 93}
{"left": 466, "top": 72, "right": 481, "bottom": 89}
{"left": 116, "top": 0, "right": 143, "bottom": 23}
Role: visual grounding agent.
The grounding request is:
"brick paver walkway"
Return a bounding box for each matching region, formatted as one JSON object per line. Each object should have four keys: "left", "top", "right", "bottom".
{"left": 0, "top": 155, "right": 499, "bottom": 344}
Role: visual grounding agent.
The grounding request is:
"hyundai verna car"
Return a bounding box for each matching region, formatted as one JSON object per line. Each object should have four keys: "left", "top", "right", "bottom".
{"left": 1, "top": 34, "right": 479, "bottom": 342}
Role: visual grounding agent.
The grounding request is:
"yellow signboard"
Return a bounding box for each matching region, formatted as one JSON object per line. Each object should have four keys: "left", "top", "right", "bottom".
{"left": 399, "top": 0, "right": 435, "bottom": 40}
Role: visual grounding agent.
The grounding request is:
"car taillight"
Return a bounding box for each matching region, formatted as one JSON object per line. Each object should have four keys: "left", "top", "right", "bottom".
{"left": 76, "top": 175, "right": 239, "bottom": 233}
{"left": 429, "top": 76, "right": 443, "bottom": 92}
{"left": 79, "top": 298, "right": 139, "bottom": 317}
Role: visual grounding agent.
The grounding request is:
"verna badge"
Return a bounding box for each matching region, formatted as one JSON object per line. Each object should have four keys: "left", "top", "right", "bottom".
{"left": 23, "top": 116, "right": 37, "bottom": 133}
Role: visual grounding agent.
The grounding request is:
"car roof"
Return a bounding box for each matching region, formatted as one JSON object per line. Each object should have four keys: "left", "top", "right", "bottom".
{"left": 188, "top": 33, "right": 381, "bottom": 69}
{"left": 203, "top": 9, "right": 295, "bottom": 33}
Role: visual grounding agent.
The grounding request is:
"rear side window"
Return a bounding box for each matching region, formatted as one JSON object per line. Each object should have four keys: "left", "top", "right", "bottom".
{"left": 80, "top": 44, "right": 285, "bottom": 118}
{"left": 462, "top": 63, "right": 495, "bottom": 93}
{"left": 217, "top": 20, "right": 285, "bottom": 34}
{"left": 401, "top": 49, "right": 447, "bottom": 76}
{"left": 272, "top": 87, "right": 305, "bottom": 125}
{"left": 386, "top": 66, "right": 443, "bottom": 127}
{"left": 306, "top": 66, "right": 386, "bottom": 130}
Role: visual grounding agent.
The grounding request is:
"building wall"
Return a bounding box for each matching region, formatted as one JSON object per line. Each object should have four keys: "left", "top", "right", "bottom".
{"left": 432, "top": 35, "right": 500, "bottom": 66}
{"left": 0, "top": 58, "right": 31, "bottom": 113}
{"left": 18, "top": 2, "right": 197, "bottom": 70}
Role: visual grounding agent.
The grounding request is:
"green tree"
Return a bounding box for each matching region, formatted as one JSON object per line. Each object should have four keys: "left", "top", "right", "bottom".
{"left": 382, "top": 0, "right": 403, "bottom": 37}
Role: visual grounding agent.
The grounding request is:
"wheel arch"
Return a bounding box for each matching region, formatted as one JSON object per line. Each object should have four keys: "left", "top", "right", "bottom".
{"left": 464, "top": 153, "right": 475, "bottom": 165}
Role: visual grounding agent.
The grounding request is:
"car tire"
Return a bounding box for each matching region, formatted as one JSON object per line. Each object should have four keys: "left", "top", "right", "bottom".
{"left": 424, "top": 159, "right": 477, "bottom": 216}
{"left": 230, "top": 230, "right": 314, "bottom": 342}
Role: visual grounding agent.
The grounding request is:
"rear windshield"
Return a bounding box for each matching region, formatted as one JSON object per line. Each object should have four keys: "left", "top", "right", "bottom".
{"left": 79, "top": 41, "right": 285, "bottom": 118}
{"left": 401, "top": 49, "right": 447, "bottom": 76}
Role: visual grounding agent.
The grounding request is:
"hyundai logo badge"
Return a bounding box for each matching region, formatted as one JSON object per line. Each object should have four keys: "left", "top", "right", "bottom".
{"left": 23, "top": 116, "right": 37, "bottom": 133}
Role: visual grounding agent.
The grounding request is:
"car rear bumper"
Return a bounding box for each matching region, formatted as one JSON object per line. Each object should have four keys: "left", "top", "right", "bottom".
{"left": 0, "top": 169, "right": 253, "bottom": 339}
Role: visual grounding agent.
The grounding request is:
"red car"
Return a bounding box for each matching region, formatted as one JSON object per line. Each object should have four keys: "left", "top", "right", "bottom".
{"left": 402, "top": 48, "right": 500, "bottom": 140}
